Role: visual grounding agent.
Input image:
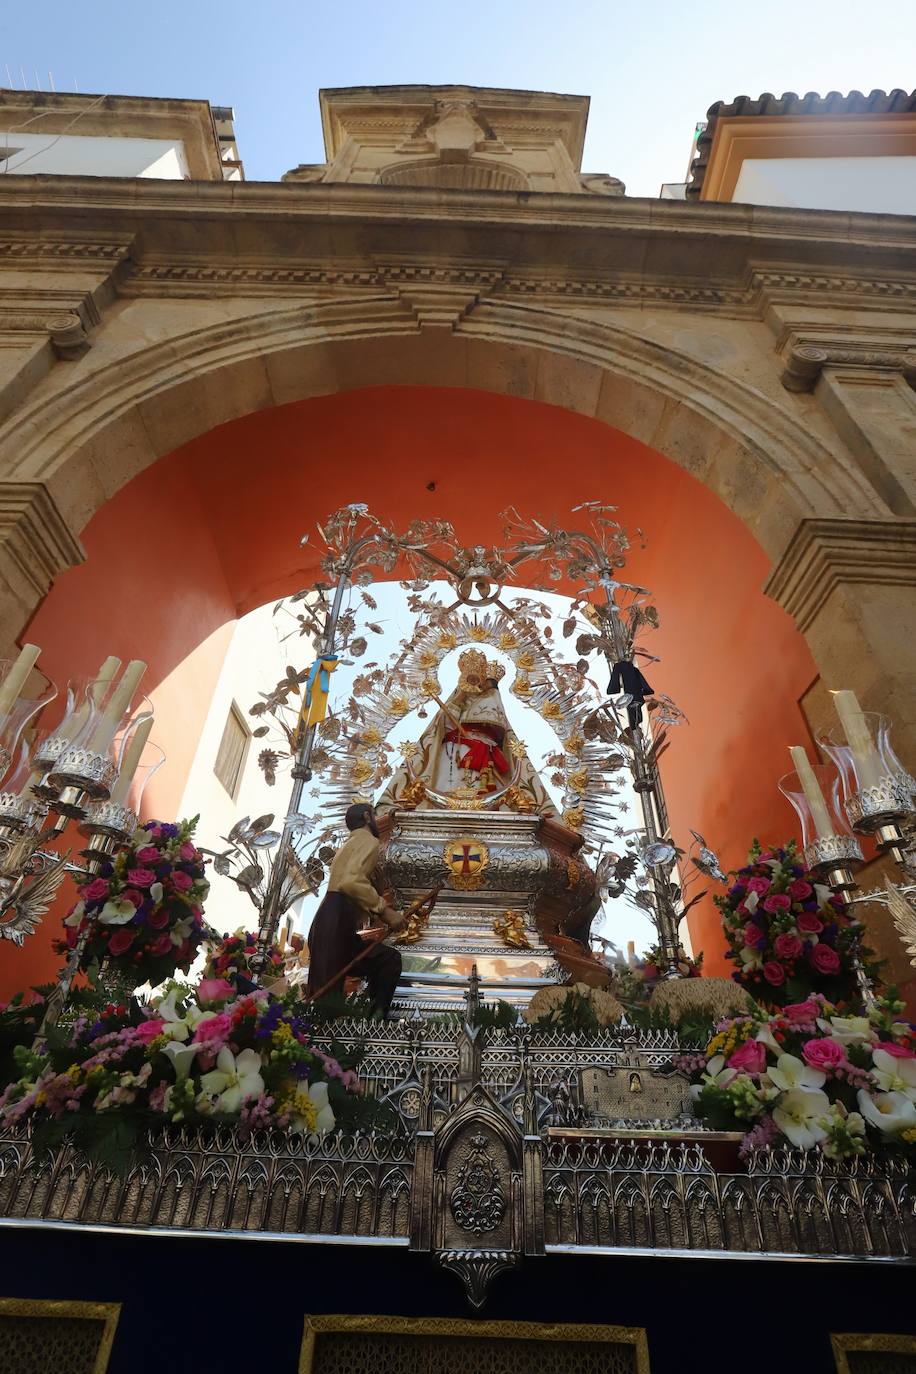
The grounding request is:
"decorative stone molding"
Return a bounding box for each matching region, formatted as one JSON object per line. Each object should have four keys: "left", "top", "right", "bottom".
{"left": 764, "top": 517, "right": 916, "bottom": 630}
{"left": 48, "top": 314, "right": 91, "bottom": 360}
{"left": 778, "top": 332, "right": 916, "bottom": 391}
{"left": 0, "top": 482, "right": 84, "bottom": 601}
{"left": 398, "top": 287, "right": 480, "bottom": 330}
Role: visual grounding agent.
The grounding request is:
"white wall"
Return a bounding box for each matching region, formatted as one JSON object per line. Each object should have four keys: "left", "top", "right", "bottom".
{"left": 177, "top": 602, "right": 310, "bottom": 934}
{"left": 0, "top": 131, "right": 190, "bottom": 178}
{"left": 732, "top": 156, "right": 916, "bottom": 216}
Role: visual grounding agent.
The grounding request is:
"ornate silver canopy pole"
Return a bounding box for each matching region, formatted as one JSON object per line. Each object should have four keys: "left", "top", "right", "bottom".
{"left": 253, "top": 520, "right": 399, "bottom": 965}
{"left": 503, "top": 522, "right": 686, "bottom": 977}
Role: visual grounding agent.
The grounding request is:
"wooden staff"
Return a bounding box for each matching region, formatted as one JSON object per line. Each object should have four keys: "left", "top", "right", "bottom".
{"left": 304, "top": 885, "right": 441, "bottom": 1004}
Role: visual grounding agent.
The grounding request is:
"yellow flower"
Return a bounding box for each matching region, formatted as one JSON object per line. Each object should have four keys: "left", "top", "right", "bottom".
{"left": 437, "top": 632, "right": 457, "bottom": 650}
{"left": 512, "top": 674, "right": 532, "bottom": 698}
{"left": 360, "top": 727, "right": 382, "bottom": 747}
{"left": 901, "top": 1127, "right": 916, "bottom": 1144}
{"left": 469, "top": 626, "right": 491, "bottom": 642}
{"left": 541, "top": 701, "right": 563, "bottom": 722}
{"left": 419, "top": 650, "right": 439, "bottom": 669}
{"left": 565, "top": 734, "right": 585, "bottom": 757}
{"left": 567, "top": 768, "right": 589, "bottom": 793}
{"left": 498, "top": 632, "right": 518, "bottom": 651}
{"left": 562, "top": 807, "right": 584, "bottom": 832}
{"left": 272, "top": 1023, "right": 294, "bottom": 1048}
{"left": 387, "top": 695, "right": 410, "bottom": 718}
{"left": 290, "top": 1090, "right": 318, "bottom": 1132}
{"left": 420, "top": 676, "right": 440, "bottom": 698}
{"left": 516, "top": 651, "right": 536, "bottom": 671}
{"left": 34, "top": 1091, "right": 46, "bottom": 1108}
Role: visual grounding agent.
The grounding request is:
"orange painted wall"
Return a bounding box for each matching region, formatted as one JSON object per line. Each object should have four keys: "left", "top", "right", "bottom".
{"left": 1, "top": 386, "right": 817, "bottom": 996}
{"left": 2, "top": 469, "right": 238, "bottom": 995}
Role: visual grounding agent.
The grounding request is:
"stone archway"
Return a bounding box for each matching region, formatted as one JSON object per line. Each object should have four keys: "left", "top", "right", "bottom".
{"left": 1, "top": 298, "right": 910, "bottom": 750}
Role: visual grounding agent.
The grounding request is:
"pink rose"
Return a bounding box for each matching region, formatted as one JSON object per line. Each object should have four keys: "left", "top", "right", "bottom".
{"left": 108, "top": 928, "right": 135, "bottom": 957}
{"left": 150, "top": 934, "right": 172, "bottom": 957}
{"left": 876, "top": 1041, "right": 915, "bottom": 1059}
{"left": 774, "top": 933, "right": 803, "bottom": 961}
{"left": 811, "top": 943, "right": 841, "bottom": 974}
{"left": 193, "top": 1012, "right": 232, "bottom": 1045}
{"left": 171, "top": 871, "right": 193, "bottom": 893}
{"left": 728, "top": 1039, "right": 767, "bottom": 1074}
{"left": 197, "top": 978, "right": 235, "bottom": 1006}
{"left": 179, "top": 843, "right": 197, "bottom": 862}
{"left": 136, "top": 1018, "right": 165, "bottom": 1044}
{"left": 83, "top": 878, "right": 109, "bottom": 901}
{"left": 802, "top": 1037, "right": 846, "bottom": 1071}
{"left": 122, "top": 888, "right": 143, "bottom": 909}
{"left": 746, "top": 877, "right": 771, "bottom": 895}
{"left": 797, "top": 912, "right": 824, "bottom": 935}
{"left": 763, "top": 961, "right": 786, "bottom": 986}
{"left": 127, "top": 868, "right": 156, "bottom": 887}
{"left": 743, "top": 924, "right": 765, "bottom": 946}
{"left": 763, "top": 893, "right": 792, "bottom": 914}
{"left": 784, "top": 999, "right": 819, "bottom": 1024}
{"left": 136, "top": 845, "right": 160, "bottom": 864}
{"left": 788, "top": 880, "right": 813, "bottom": 900}
{"left": 147, "top": 908, "right": 169, "bottom": 930}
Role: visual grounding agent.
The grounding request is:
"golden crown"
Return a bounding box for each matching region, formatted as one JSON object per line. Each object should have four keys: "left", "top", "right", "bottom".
{"left": 457, "top": 648, "right": 506, "bottom": 690}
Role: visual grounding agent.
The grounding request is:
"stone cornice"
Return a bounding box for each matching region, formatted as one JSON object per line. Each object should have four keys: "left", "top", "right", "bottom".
{"left": 0, "top": 179, "right": 912, "bottom": 315}
{"left": 764, "top": 518, "right": 916, "bottom": 629}
{"left": 0, "top": 174, "right": 913, "bottom": 250}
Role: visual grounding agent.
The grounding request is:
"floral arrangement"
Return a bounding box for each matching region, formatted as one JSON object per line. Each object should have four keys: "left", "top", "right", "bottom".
{"left": 609, "top": 944, "right": 703, "bottom": 1008}
{"left": 0, "top": 978, "right": 379, "bottom": 1169}
{"left": 203, "top": 928, "right": 286, "bottom": 988}
{"left": 682, "top": 993, "right": 916, "bottom": 1160}
{"left": 55, "top": 820, "right": 209, "bottom": 987}
{"left": 717, "top": 841, "right": 867, "bottom": 1007}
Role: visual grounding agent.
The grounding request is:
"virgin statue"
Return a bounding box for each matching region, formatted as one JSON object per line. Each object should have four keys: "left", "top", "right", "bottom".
{"left": 376, "top": 648, "right": 555, "bottom": 815}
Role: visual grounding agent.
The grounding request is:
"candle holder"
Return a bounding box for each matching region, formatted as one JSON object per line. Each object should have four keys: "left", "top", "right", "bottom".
{"left": 820, "top": 713, "right": 913, "bottom": 864}
{"left": 777, "top": 762, "right": 864, "bottom": 891}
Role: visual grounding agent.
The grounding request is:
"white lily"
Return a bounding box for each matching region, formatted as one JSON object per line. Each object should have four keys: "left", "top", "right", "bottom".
{"left": 289, "top": 1080, "right": 336, "bottom": 1135}
{"left": 818, "top": 1015, "right": 874, "bottom": 1046}
{"left": 149, "top": 881, "right": 164, "bottom": 903}
{"left": 170, "top": 915, "right": 194, "bottom": 947}
{"left": 689, "top": 1055, "right": 736, "bottom": 1101}
{"left": 743, "top": 890, "right": 759, "bottom": 915}
{"left": 754, "top": 1024, "right": 782, "bottom": 1056}
{"left": 154, "top": 988, "right": 206, "bottom": 1041}
{"left": 197, "top": 1047, "right": 264, "bottom": 1114}
{"left": 97, "top": 898, "right": 137, "bottom": 926}
{"left": 766, "top": 1053, "right": 826, "bottom": 1093}
{"left": 64, "top": 901, "right": 85, "bottom": 928}
{"left": 857, "top": 1088, "right": 916, "bottom": 1137}
{"left": 772, "top": 1088, "right": 831, "bottom": 1149}
{"left": 739, "top": 945, "right": 763, "bottom": 971}
{"left": 162, "top": 1040, "right": 199, "bottom": 1081}
{"left": 871, "top": 1050, "right": 916, "bottom": 1102}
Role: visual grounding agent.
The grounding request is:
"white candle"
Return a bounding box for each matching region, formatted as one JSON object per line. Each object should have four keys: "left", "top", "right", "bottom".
{"left": 0, "top": 644, "right": 40, "bottom": 719}
{"left": 88, "top": 660, "right": 147, "bottom": 752}
{"left": 832, "top": 689, "right": 884, "bottom": 789}
{"left": 789, "top": 746, "right": 834, "bottom": 839}
{"left": 110, "top": 715, "right": 153, "bottom": 805}
{"left": 66, "top": 655, "right": 121, "bottom": 742}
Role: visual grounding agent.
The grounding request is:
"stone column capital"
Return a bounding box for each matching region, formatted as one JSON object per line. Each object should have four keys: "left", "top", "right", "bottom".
{"left": 764, "top": 517, "right": 916, "bottom": 631}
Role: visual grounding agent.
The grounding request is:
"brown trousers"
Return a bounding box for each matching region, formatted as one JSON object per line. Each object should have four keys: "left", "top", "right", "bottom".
{"left": 306, "top": 891, "right": 402, "bottom": 1014}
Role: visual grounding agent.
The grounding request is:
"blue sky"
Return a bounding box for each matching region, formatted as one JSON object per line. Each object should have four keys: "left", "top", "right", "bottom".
{"left": 3, "top": 0, "right": 914, "bottom": 194}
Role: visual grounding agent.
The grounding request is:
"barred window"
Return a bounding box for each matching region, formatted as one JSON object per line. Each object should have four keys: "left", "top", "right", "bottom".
{"left": 214, "top": 702, "right": 250, "bottom": 798}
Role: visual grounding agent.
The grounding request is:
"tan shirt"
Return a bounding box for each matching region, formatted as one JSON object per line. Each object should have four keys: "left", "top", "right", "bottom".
{"left": 327, "top": 827, "right": 392, "bottom": 922}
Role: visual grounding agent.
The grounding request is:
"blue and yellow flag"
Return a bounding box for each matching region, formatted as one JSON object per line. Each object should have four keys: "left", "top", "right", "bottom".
{"left": 299, "top": 656, "right": 339, "bottom": 733}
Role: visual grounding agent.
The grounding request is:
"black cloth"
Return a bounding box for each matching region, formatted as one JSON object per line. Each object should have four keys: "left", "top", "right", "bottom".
{"left": 306, "top": 890, "right": 402, "bottom": 1015}
{"left": 607, "top": 659, "right": 653, "bottom": 727}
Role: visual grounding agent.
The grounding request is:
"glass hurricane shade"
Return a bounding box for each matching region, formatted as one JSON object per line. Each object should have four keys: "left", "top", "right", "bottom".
{"left": 110, "top": 710, "right": 162, "bottom": 813}
{"left": 32, "top": 672, "right": 138, "bottom": 770}
{"left": 778, "top": 762, "right": 856, "bottom": 848}
{"left": 820, "top": 712, "right": 912, "bottom": 800}
{"left": 0, "top": 667, "right": 57, "bottom": 786}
